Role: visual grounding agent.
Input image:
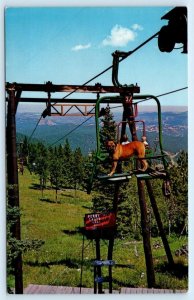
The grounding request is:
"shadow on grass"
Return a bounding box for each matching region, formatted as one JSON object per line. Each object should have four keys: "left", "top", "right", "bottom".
{"left": 61, "top": 193, "right": 74, "bottom": 198}
{"left": 29, "top": 183, "right": 42, "bottom": 190}
{"left": 62, "top": 229, "right": 79, "bottom": 235}
{"left": 62, "top": 227, "right": 84, "bottom": 236}
{"left": 156, "top": 261, "right": 188, "bottom": 279}
{"left": 39, "top": 198, "right": 57, "bottom": 204}
{"left": 30, "top": 184, "right": 53, "bottom": 191}
{"left": 82, "top": 205, "right": 92, "bottom": 210}
{"left": 25, "top": 257, "right": 92, "bottom": 269}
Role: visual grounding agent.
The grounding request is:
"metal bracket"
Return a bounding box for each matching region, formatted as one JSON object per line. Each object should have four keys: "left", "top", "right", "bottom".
{"left": 112, "top": 50, "right": 133, "bottom": 87}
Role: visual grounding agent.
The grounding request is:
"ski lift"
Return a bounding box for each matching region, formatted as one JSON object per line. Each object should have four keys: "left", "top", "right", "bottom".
{"left": 87, "top": 50, "right": 169, "bottom": 194}
{"left": 87, "top": 93, "right": 169, "bottom": 194}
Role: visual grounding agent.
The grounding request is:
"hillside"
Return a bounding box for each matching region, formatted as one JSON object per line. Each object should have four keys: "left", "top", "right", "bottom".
{"left": 18, "top": 169, "right": 188, "bottom": 291}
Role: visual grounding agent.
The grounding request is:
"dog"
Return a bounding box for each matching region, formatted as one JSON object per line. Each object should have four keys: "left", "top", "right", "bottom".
{"left": 106, "top": 140, "right": 148, "bottom": 176}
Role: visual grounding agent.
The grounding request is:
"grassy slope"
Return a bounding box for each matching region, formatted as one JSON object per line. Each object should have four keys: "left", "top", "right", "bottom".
{"left": 20, "top": 169, "right": 92, "bottom": 287}
{"left": 19, "top": 169, "right": 188, "bottom": 290}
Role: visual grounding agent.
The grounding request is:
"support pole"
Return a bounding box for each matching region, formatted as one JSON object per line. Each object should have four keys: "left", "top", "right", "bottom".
{"left": 145, "top": 180, "right": 174, "bottom": 267}
{"left": 107, "top": 238, "right": 114, "bottom": 293}
{"left": 126, "top": 98, "right": 155, "bottom": 287}
{"left": 79, "top": 234, "right": 85, "bottom": 294}
{"left": 137, "top": 179, "right": 156, "bottom": 288}
{"left": 95, "top": 239, "right": 103, "bottom": 294}
{"left": 6, "top": 89, "right": 23, "bottom": 294}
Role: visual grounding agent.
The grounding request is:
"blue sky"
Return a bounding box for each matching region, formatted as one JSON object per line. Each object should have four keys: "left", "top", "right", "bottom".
{"left": 5, "top": 6, "right": 188, "bottom": 110}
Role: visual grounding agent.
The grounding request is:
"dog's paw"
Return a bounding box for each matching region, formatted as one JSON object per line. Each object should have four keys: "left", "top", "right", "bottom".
{"left": 108, "top": 173, "right": 113, "bottom": 177}
{"left": 137, "top": 168, "right": 147, "bottom": 173}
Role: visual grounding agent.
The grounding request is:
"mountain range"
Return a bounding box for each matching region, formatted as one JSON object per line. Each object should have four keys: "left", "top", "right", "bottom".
{"left": 16, "top": 110, "right": 188, "bottom": 155}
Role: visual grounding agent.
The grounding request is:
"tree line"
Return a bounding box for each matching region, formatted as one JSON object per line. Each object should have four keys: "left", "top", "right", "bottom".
{"left": 18, "top": 137, "right": 88, "bottom": 201}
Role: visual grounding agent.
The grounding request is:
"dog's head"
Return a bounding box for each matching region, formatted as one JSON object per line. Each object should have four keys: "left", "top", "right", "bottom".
{"left": 105, "top": 140, "right": 116, "bottom": 153}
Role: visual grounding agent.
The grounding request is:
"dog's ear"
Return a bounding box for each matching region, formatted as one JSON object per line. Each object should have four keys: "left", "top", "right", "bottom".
{"left": 105, "top": 139, "right": 109, "bottom": 147}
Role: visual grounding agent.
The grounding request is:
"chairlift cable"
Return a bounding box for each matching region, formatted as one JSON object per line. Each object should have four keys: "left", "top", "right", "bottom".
{"left": 28, "top": 114, "right": 43, "bottom": 142}
{"left": 134, "top": 86, "right": 188, "bottom": 105}
{"left": 28, "top": 85, "right": 188, "bottom": 146}
{"left": 107, "top": 86, "right": 188, "bottom": 110}
{"left": 156, "top": 86, "right": 188, "bottom": 98}
{"left": 50, "top": 114, "right": 94, "bottom": 147}
{"left": 56, "top": 31, "right": 160, "bottom": 103}
{"left": 28, "top": 31, "right": 159, "bottom": 140}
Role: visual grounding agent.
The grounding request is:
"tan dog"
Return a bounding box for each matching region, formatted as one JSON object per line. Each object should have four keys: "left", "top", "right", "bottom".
{"left": 106, "top": 140, "right": 148, "bottom": 176}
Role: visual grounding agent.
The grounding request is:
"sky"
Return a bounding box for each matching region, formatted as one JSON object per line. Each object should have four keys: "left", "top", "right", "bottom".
{"left": 5, "top": 6, "right": 188, "bottom": 112}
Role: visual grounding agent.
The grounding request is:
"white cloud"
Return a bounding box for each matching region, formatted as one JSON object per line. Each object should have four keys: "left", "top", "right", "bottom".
{"left": 131, "top": 23, "right": 143, "bottom": 31}
{"left": 102, "top": 25, "right": 136, "bottom": 47}
{"left": 72, "top": 43, "right": 91, "bottom": 51}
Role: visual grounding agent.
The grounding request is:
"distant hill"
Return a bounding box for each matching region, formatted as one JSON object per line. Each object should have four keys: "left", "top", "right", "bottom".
{"left": 138, "top": 111, "right": 187, "bottom": 126}
{"left": 16, "top": 110, "right": 188, "bottom": 155}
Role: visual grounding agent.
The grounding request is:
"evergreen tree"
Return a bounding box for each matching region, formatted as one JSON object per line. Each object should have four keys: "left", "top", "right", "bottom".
{"left": 21, "top": 136, "right": 29, "bottom": 165}
{"left": 27, "top": 142, "right": 38, "bottom": 174}
{"left": 7, "top": 186, "right": 44, "bottom": 293}
{"left": 91, "top": 105, "right": 142, "bottom": 239}
{"left": 146, "top": 178, "right": 170, "bottom": 237}
{"left": 91, "top": 106, "right": 134, "bottom": 236}
{"left": 63, "top": 139, "right": 73, "bottom": 188}
{"left": 33, "top": 143, "right": 49, "bottom": 197}
{"left": 72, "top": 147, "right": 84, "bottom": 195}
{"left": 116, "top": 179, "right": 140, "bottom": 239}
{"left": 49, "top": 146, "right": 64, "bottom": 202}
{"left": 99, "top": 104, "right": 117, "bottom": 146}
{"left": 167, "top": 151, "right": 188, "bottom": 234}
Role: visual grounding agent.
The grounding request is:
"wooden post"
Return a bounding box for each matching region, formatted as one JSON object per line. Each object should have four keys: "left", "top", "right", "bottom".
{"left": 124, "top": 97, "right": 155, "bottom": 287}
{"left": 137, "top": 179, "right": 156, "bottom": 288}
{"left": 146, "top": 180, "right": 174, "bottom": 266}
{"left": 6, "top": 88, "right": 23, "bottom": 293}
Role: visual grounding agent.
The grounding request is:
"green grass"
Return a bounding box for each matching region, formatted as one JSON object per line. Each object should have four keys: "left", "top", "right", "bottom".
{"left": 18, "top": 169, "right": 188, "bottom": 291}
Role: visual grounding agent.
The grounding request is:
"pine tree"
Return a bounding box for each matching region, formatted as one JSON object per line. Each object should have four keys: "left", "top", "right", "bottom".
{"left": 49, "top": 146, "right": 64, "bottom": 202}
{"left": 99, "top": 104, "right": 117, "bottom": 146}
{"left": 63, "top": 139, "right": 73, "bottom": 188}
{"left": 27, "top": 142, "right": 38, "bottom": 174}
{"left": 21, "top": 136, "right": 29, "bottom": 164}
{"left": 91, "top": 105, "right": 143, "bottom": 239}
{"left": 91, "top": 106, "right": 120, "bottom": 215}
{"left": 167, "top": 151, "right": 188, "bottom": 235}
{"left": 72, "top": 147, "right": 84, "bottom": 196}
{"left": 33, "top": 143, "right": 49, "bottom": 197}
{"left": 7, "top": 186, "right": 44, "bottom": 292}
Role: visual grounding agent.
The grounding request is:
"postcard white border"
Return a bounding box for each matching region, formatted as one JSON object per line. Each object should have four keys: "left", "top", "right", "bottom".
{"left": 1, "top": 1, "right": 193, "bottom": 300}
